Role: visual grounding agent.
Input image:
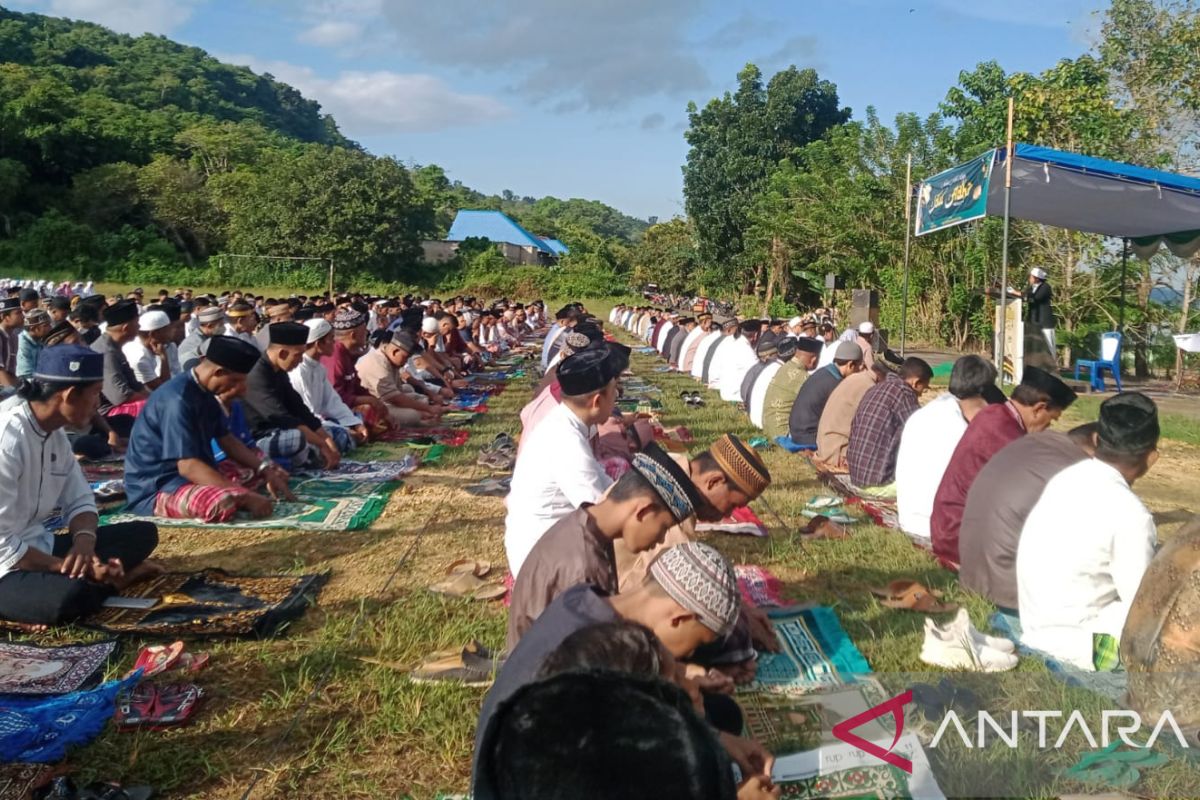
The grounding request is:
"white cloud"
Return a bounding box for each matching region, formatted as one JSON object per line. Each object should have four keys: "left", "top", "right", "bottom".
{"left": 297, "top": 20, "right": 363, "bottom": 47}
{"left": 8, "top": 0, "right": 203, "bottom": 35}
{"left": 220, "top": 55, "right": 511, "bottom": 133}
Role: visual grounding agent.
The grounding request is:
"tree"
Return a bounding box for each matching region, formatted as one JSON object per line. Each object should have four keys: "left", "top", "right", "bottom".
{"left": 682, "top": 64, "right": 849, "bottom": 294}
{"left": 633, "top": 218, "right": 699, "bottom": 294}
{"left": 137, "top": 155, "right": 223, "bottom": 264}
{"left": 0, "top": 158, "right": 28, "bottom": 237}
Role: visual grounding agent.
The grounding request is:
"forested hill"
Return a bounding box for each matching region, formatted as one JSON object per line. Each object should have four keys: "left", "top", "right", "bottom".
{"left": 0, "top": 7, "right": 647, "bottom": 291}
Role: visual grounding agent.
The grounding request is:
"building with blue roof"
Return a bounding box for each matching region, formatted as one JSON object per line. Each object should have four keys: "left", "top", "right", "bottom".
{"left": 435, "top": 209, "right": 568, "bottom": 266}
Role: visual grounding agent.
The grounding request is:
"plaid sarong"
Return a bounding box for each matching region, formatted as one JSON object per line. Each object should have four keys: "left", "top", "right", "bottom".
{"left": 105, "top": 398, "right": 147, "bottom": 419}
{"left": 154, "top": 483, "right": 253, "bottom": 523}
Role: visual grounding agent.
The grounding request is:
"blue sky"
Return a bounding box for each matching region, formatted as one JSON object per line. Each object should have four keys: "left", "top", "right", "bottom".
{"left": 11, "top": 0, "right": 1108, "bottom": 220}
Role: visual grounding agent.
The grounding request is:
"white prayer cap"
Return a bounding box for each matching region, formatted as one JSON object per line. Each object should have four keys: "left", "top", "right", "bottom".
{"left": 1030, "top": 267, "right": 1048, "bottom": 280}
{"left": 421, "top": 316, "right": 439, "bottom": 333}
{"left": 304, "top": 318, "right": 332, "bottom": 343}
{"left": 139, "top": 309, "right": 170, "bottom": 332}
{"left": 788, "top": 316, "right": 803, "bottom": 328}
{"left": 858, "top": 321, "right": 875, "bottom": 334}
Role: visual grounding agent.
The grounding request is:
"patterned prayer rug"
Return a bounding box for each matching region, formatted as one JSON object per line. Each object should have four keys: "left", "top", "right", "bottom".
{"left": 989, "top": 611, "right": 1127, "bottom": 702}
{"left": 772, "top": 734, "right": 945, "bottom": 799}
{"left": 0, "top": 640, "right": 118, "bottom": 695}
{"left": 741, "top": 679, "right": 892, "bottom": 753}
{"left": 741, "top": 607, "right": 871, "bottom": 694}
{"left": 0, "top": 763, "right": 53, "bottom": 799}
{"left": 0, "top": 674, "right": 138, "bottom": 763}
{"left": 294, "top": 457, "right": 419, "bottom": 483}
{"left": 696, "top": 505, "right": 769, "bottom": 537}
{"left": 380, "top": 428, "right": 471, "bottom": 447}
{"left": 734, "top": 565, "right": 786, "bottom": 608}
{"left": 84, "top": 569, "right": 328, "bottom": 638}
{"left": 103, "top": 479, "right": 398, "bottom": 531}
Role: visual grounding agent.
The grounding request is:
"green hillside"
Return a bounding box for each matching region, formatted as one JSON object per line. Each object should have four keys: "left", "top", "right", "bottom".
{"left": 0, "top": 6, "right": 645, "bottom": 291}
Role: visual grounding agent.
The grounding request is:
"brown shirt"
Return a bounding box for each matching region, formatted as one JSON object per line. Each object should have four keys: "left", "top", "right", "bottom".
{"left": 813, "top": 370, "right": 876, "bottom": 471}
{"left": 506, "top": 505, "right": 617, "bottom": 651}
{"left": 355, "top": 347, "right": 405, "bottom": 401}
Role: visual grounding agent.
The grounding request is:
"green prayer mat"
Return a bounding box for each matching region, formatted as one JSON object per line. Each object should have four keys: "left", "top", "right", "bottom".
{"left": 102, "top": 479, "right": 399, "bottom": 532}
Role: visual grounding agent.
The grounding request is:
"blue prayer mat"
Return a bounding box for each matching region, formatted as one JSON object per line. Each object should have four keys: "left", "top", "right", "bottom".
{"left": 0, "top": 674, "right": 138, "bottom": 763}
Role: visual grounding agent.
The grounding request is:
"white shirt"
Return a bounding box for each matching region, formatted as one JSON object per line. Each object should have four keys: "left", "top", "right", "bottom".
{"left": 749, "top": 361, "right": 782, "bottom": 428}
{"left": 504, "top": 402, "right": 613, "bottom": 578}
{"left": 1016, "top": 458, "right": 1157, "bottom": 670}
{"left": 716, "top": 337, "right": 756, "bottom": 401}
{"left": 654, "top": 321, "right": 675, "bottom": 352}
{"left": 185, "top": 316, "right": 200, "bottom": 337}
{"left": 817, "top": 340, "right": 837, "bottom": 368}
{"left": 608, "top": 308, "right": 621, "bottom": 324}
{"left": 0, "top": 401, "right": 97, "bottom": 577}
{"left": 896, "top": 394, "right": 968, "bottom": 539}
{"left": 690, "top": 331, "right": 722, "bottom": 380}
{"left": 675, "top": 326, "right": 704, "bottom": 369}
{"left": 290, "top": 355, "right": 360, "bottom": 428}
{"left": 122, "top": 338, "right": 164, "bottom": 384}
{"left": 165, "top": 341, "right": 181, "bottom": 375}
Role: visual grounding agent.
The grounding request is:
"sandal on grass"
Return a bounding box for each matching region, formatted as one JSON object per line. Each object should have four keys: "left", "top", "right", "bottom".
{"left": 799, "top": 515, "right": 850, "bottom": 540}
{"left": 428, "top": 571, "right": 506, "bottom": 601}
{"left": 115, "top": 683, "right": 204, "bottom": 730}
{"left": 871, "top": 580, "right": 958, "bottom": 614}
{"left": 1063, "top": 741, "right": 1167, "bottom": 789}
{"left": 408, "top": 640, "right": 498, "bottom": 687}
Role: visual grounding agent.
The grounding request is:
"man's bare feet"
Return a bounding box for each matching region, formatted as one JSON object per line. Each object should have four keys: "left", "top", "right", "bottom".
{"left": 9, "top": 622, "right": 49, "bottom": 634}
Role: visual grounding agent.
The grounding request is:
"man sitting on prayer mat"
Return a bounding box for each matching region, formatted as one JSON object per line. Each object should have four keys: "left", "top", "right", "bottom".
{"left": 896, "top": 355, "right": 1002, "bottom": 541}
{"left": 321, "top": 307, "right": 390, "bottom": 429}
{"left": 690, "top": 316, "right": 727, "bottom": 382}
{"left": 0, "top": 345, "right": 161, "bottom": 626}
{"left": 846, "top": 357, "right": 932, "bottom": 489}
{"left": 1017, "top": 393, "right": 1160, "bottom": 670}
{"left": 474, "top": 542, "right": 772, "bottom": 800}
{"left": 14, "top": 308, "right": 51, "bottom": 381}
{"left": 715, "top": 320, "right": 760, "bottom": 402}
{"left": 125, "top": 336, "right": 295, "bottom": 523}
{"left": 505, "top": 344, "right": 624, "bottom": 578}
{"left": 357, "top": 330, "right": 442, "bottom": 428}
{"left": 761, "top": 336, "right": 820, "bottom": 439}
{"left": 507, "top": 443, "right": 703, "bottom": 650}
{"left": 788, "top": 341, "right": 864, "bottom": 447}
{"left": 959, "top": 423, "right": 1097, "bottom": 611}
{"left": 91, "top": 299, "right": 148, "bottom": 437}
{"left": 121, "top": 308, "right": 174, "bottom": 390}
{"left": 666, "top": 316, "right": 695, "bottom": 368}
{"left": 179, "top": 306, "right": 228, "bottom": 371}
{"left": 931, "top": 366, "right": 1077, "bottom": 568}
{"left": 290, "top": 319, "right": 369, "bottom": 452}
{"left": 242, "top": 321, "right": 341, "bottom": 470}
{"left": 812, "top": 362, "right": 884, "bottom": 472}
{"left": 701, "top": 317, "right": 740, "bottom": 389}
{"left": 739, "top": 337, "right": 777, "bottom": 411}
{"left": 679, "top": 313, "right": 712, "bottom": 373}
{"left": 746, "top": 337, "right": 787, "bottom": 429}
{"left": 614, "top": 434, "right": 779, "bottom": 682}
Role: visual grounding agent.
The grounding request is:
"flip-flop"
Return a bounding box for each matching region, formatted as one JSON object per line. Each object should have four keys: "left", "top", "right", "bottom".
{"left": 125, "top": 641, "right": 185, "bottom": 679}
{"left": 873, "top": 580, "right": 958, "bottom": 613}
{"left": 446, "top": 559, "right": 492, "bottom": 579}
{"left": 800, "top": 515, "right": 850, "bottom": 540}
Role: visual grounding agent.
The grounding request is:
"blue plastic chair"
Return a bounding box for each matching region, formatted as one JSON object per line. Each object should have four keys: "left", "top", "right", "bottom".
{"left": 1074, "top": 332, "right": 1123, "bottom": 392}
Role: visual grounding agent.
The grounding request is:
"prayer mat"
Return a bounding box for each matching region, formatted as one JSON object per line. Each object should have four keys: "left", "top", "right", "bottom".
{"left": 0, "top": 640, "right": 118, "bottom": 696}
{"left": 81, "top": 462, "right": 124, "bottom": 481}
{"left": 0, "top": 763, "right": 52, "bottom": 799}
{"left": 772, "top": 733, "right": 945, "bottom": 799}
{"left": 0, "top": 674, "right": 138, "bottom": 763}
{"left": 735, "top": 565, "right": 786, "bottom": 608}
{"left": 103, "top": 478, "right": 396, "bottom": 531}
{"left": 696, "top": 505, "right": 769, "bottom": 537}
{"left": 439, "top": 411, "right": 479, "bottom": 427}
{"left": 634, "top": 346, "right": 658, "bottom": 354}
{"left": 988, "top": 612, "right": 1127, "bottom": 703}
{"left": 847, "top": 497, "right": 901, "bottom": 531}
{"left": 295, "top": 457, "right": 419, "bottom": 483}
{"left": 742, "top": 607, "right": 871, "bottom": 694}
{"left": 742, "top": 679, "right": 893, "bottom": 753}
{"left": 84, "top": 569, "right": 328, "bottom": 639}
{"left": 380, "top": 428, "right": 470, "bottom": 447}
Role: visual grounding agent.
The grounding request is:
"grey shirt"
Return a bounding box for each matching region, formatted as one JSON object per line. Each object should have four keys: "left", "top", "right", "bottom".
{"left": 958, "top": 431, "right": 1088, "bottom": 610}
{"left": 92, "top": 334, "right": 143, "bottom": 413}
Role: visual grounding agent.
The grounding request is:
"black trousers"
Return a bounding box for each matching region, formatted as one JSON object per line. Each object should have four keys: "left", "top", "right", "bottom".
{"left": 0, "top": 521, "right": 158, "bottom": 625}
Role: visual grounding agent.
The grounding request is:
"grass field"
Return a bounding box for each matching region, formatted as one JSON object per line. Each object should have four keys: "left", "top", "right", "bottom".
{"left": 24, "top": 303, "right": 1200, "bottom": 798}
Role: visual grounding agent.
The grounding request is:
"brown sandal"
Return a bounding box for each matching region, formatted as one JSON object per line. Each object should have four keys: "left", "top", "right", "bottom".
{"left": 800, "top": 515, "right": 850, "bottom": 540}
{"left": 871, "top": 580, "right": 958, "bottom": 613}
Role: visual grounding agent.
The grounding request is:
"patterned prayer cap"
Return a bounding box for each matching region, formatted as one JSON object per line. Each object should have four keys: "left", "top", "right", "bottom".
{"left": 709, "top": 434, "right": 771, "bottom": 497}
{"left": 638, "top": 442, "right": 705, "bottom": 520}
{"left": 776, "top": 338, "right": 798, "bottom": 359}
{"left": 631, "top": 452, "right": 694, "bottom": 522}
{"left": 649, "top": 542, "right": 739, "bottom": 637}
{"left": 332, "top": 308, "right": 367, "bottom": 330}
{"left": 225, "top": 302, "right": 255, "bottom": 319}
{"left": 43, "top": 320, "right": 78, "bottom": 346}
{"left": 197, "top": 307, "right": 225, "bottom": 324}
{"left": 564, "top": 331, "right": 591, "bottom": 350}
{"left": 24, "top": 309, "right": 50, "bottom": 327}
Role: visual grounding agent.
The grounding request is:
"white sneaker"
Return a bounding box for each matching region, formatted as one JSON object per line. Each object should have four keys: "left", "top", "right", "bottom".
{"left": 920, "top": 619, "right": 1019, "bottom": 672}
{"left": 934, "top": 608, "right": 1017, "bottom": 654}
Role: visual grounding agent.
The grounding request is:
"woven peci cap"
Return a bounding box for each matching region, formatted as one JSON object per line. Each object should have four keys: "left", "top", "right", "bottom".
{"left": 709, "top": 433, "right": 771, "bottom": 497}
{"left": 649, "top": 542, "right": 740, "bottom": 637}
{"left": 636, "top": 442, "right": 705, "bottom": 522}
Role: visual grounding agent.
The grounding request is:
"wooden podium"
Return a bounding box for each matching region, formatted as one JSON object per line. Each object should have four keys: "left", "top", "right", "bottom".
{"left": 984, "top": 289, "right": 1024, "bottom": 384}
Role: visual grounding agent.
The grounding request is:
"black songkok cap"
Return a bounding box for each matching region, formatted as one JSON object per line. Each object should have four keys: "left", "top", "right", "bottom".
{"left": 1019, "top": 366, "right": 1077, "bottom": 410}
{"left": 102, "top": 299, "right": 139, "bottom": 326}
{"left": 558, "top": 346, "right": 620, "bottom": 396}
{"left": 204, "top": 336, "right": 260, "bottom": 374}
{"left": 794, "top": 337, "right": 824, "bottom": 354}
{"left": 268, "top": 321, "right": 309, "bottom": 346}
{"left": 1098, "top": 392, "right": 1159, "bottom": 453}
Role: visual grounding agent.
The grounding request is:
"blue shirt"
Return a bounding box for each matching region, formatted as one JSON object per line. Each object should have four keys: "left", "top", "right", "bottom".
{"left": 124, "top": 371, "right": 230, "bottom": 514}
{"left": 15, "top": 331, "right": 42, "bottom": 380}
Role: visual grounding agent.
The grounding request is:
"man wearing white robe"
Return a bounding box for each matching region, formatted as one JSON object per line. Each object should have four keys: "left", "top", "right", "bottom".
{"left": 716, "top": 324, "right": 760, "bottom": 403}
{"left": 689, "top": 329, "right": 722, "bottom": 381}
{"left": 675, "top": 321, "right": 706, "bottom": 371}
{"left": 749, "top": 350, "right": 786, "bottom": 428}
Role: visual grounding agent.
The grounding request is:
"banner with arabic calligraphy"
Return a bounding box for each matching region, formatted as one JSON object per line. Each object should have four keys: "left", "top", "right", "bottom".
{"left": 915, "top": 150, "right": 995, "bottom": 236}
